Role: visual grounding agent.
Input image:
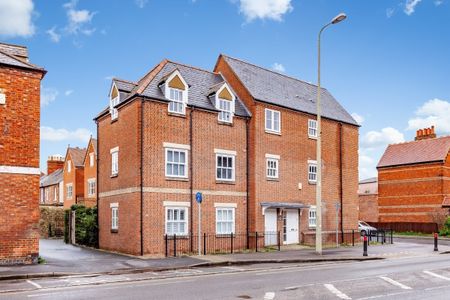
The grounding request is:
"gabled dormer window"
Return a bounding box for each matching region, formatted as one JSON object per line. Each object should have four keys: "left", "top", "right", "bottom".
{"left": 110, "top": 83, "right": 120, "bottom": 120}
{"left": 215, "top": 83, "right": 235, "bottom": 124}
{"left": 162, "top": 70, "right": 188, "bottom": 116}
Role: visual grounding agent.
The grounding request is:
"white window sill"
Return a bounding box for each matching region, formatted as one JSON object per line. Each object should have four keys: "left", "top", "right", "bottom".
{"left": 111, "top": 174, "right": 118, "bottom": 178}
{"left": 266, "top": 177, "right": 279, "bottom": 181}
{"left": 308, "top": 136, "right": 318, "bottom": 140}
{"left": 168, "top": 111, "right": 186, "bottom": 118}
{"left": 308, "top": 181, "right": 317, "bottom": 185}
{"left": 216, "top": 180, "right": 236, "bottom": 185}
{"left": 165, "top": 176, "right": 189, "bottom": 182}
{"left": 265, "top": 130, "right": 281, "bottom": 136}
{"left": 218, "top": 120, "right": 233, "bottom": 126}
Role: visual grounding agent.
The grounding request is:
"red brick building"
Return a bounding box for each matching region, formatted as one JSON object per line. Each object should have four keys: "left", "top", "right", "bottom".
{"left": 63, "top": 147, "right": 87, "bottom": 209}
{"left": 95, "top": 55, "right": 359, "bottom": 256}
{"left": 40, "top": 155, "right": 64, "bottom": 206}
{"left": 82, "top": 137, "right": 97, "bottom": 207}
{"left": 0, "top": 43, "right": 46, "bottom": 264}
{"left": 358, "top": 177, "right": 378, "bottom": 223}
{"left": 377, "top": 126, "right": 450, "bottom": 231}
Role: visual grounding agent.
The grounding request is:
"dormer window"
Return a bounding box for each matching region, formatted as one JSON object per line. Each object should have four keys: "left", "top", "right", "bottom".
{"left": 214, "top": 83, "right": 235, "bottom": 124}
{"left": 110, "top": 83, "right": 120, "bottom": 120}
{"left": 168, "top": 88, "right": 185, "bottom": 114}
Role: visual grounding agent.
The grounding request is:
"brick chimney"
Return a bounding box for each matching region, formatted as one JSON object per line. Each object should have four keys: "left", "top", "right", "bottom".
{"left": 0, "top": 42, "right": 29, "bottom": 62}
{"left": 47, "top": 155, "right": 64, "bottom": 175}
{"left": 415, "top": 126, "right": 437, "bottom": 141}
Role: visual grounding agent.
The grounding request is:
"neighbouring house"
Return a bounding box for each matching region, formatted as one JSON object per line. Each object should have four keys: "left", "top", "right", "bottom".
{"left": 40, "top": 155, "right": 65, "bottom": 206}
{"left": 215, "top": 55, "right": 359, "bottom": 245}
{"left": 81, "top": 137, "right": 97, "bottom": 207}
{"left": 95, "top": 55, "right": 359, "bottom": 256}
{"left": 358, "top": 177, "right": 378, "bottom": 223}
{"left": 377, "top": 126, "right": 450, "bottom": 232}
{"left": 0, "top": 42, "right": 46, "bottom": 264}
{"left": 63, "top": 147, "right": 87, "bottom": 209}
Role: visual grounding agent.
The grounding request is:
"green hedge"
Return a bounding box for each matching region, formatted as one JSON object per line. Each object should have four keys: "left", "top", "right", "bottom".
{"left": 64, "top": 205, "right": 98, "bottom": 248}
{"left": 440, "top": 217, "right": 450, "bottom": 236}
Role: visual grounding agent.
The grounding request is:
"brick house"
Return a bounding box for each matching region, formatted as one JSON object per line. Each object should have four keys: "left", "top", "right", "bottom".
{"left": 63, "top": 147, "right": 87, "bottom": 209}
{"left": 377, "top": 126, "right": 450, "bottom": 232}
{"left": 95, "top": 55, "right": 359, "bottom": 256}
{"left": 40, "top": 155, "right": 65, "bottom": 206}
{"left": 215, "top": 55, "right": 359, "bottom": 245}
{"left": 81, "top": 137, "right": 97, "bottom": 207}
{"left": 358, "top": 177, "right": 378, "bottom": 223}
{"left": 0, "top": 42, "right": 46, "bottom": 264}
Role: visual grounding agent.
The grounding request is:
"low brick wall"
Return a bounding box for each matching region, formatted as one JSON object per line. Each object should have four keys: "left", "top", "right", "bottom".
{"left": 39, "top": 206, "right": 65, "bottom": 238}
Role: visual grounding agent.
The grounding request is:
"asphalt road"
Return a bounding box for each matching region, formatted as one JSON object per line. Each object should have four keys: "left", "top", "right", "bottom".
{"left": 2, "top": 244, "right": 450, "bottom": 299}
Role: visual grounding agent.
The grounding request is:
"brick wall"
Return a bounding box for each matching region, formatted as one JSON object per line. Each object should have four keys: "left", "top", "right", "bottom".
{"left": 83, "top": 140, "right": 97, "bottom": 208}
{"left": 359, "top": 194, "right": 379, "bottom": 223}
{"left": 40, "top": 184, "right": 62, "bottom": 206}
{"left": 63, "top": 154, "right": 76, "bottom": 209}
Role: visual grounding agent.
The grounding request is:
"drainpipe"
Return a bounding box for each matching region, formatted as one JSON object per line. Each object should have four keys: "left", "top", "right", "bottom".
{"left": 246, "top": 117, "right": 250, "bottom": 248}
{"left": 189, "top": 107, "right": 195, "bottom": 252}
{"left": 96, "top": 121, "right": 99, "bottom": 248}
{"left": 339, "top": 122, "right": 344, "bottom": 243}
{"left": 140, "top": 99, "right": 144, "bottom": 256}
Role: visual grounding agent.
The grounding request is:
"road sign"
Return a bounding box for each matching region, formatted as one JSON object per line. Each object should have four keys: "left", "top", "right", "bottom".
{"left": 195, "top": 192, "right": 202, "bottom": 204}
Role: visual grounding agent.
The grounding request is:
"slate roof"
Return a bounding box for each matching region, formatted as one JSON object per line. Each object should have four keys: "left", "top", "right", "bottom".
{"left": 138, "top": 61, "right": 250, "bottom": 117}
{"left": 40, "top": 168, "right": 63, "bottom": 187}
{"left": 377, "top": 136, "right": 450, "bottom": 168}
{"left": 67, "top": 147, "right": 87, "bottom": 167}
{"left": 221, "top": 55, "right": 358, "bottom": 125}
{"left": 0, "top": 43, "right": 45, "bottom": 72}
{"left": 359, "top": 177, "right": 378, "bottom": 184}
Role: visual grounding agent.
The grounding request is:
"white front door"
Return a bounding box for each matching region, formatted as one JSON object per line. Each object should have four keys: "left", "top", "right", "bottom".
{"left": 285, "top": 210, "right": 299, "bottom": 244}
{"left": 264, "top": 209, "right": 277, "bottom": 246}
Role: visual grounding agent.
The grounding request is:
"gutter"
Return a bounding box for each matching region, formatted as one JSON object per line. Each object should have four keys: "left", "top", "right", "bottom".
{"left": 140, "top": 99, "right": 144, "bottom": 256}
{"left": 189, "top": 107, "right": 195, "bottom": 252}
{"left": 245, "top": 117, "right": 250, "bottom": 248}
{"left": 96, "top": 120, "right": 100, "bottom": 248}
{"left": 339, "top": 122, "right": 344, "bottom": 244}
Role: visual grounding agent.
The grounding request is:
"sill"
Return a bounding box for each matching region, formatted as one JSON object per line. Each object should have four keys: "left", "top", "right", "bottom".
{"left": 266, "top": 177, "right": 279, "bottom": 182}
{"left": 216, "top": 180, "right": 235, "bottom": 185}
{"left": 218, "top": 121, "right": 233, "bottom": 126}
{"left": 215, "top": 234, "right": 235, "bottom": 238}
{"left": 308, "top": 181, "right": 317, "bottom": 185}
{"left": 111, "top": 229, "right": 118, "bottom": 233}
{"left": 309, "top": 227, "right": 316, "bottom": 230}
{"left": 265, "top": 130, "right": 281, "bottom": 136}
{"left": 166, "top": 177, "right": 189, "bottom": 182}
{"left": 111, "top": 174, "right": 118, "bottom": 178}
{"left": 168, "top": 112, "right": 186, "bottom": 118}
{"left": 308, "top": 136, "right": 317, "bottom": 140}
{"left": 165, "top": 234, "right": 189, "bottom": 239}
{"left": 111, "top": 118, "right": 118, "bottom": 124}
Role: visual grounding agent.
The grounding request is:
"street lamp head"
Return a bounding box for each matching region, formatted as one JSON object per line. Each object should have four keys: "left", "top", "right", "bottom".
{"left": 331, "top": 13, "right": 347, "bottom": 24}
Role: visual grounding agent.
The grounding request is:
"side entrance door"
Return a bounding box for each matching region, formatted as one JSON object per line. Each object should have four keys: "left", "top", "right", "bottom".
{"left": 264, "top": 209, "right": 277, "bottom": 245}
{"left": 285, "top": 210, "right": 299, "bottom": 244}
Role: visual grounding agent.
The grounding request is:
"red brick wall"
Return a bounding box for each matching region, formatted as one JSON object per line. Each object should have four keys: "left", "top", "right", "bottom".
{"left": 83, "top": 140, "right": 97, "bottom": 208}
{"left": 40, "top": 184, "right": 61, "bottom": 206}
{"left": 0, "top": 65, "right": 43, "bottom": 264}
{"left": 47, "top": 160, "right": 64, "bottom": 175}
{"left": 359, "top": 194, "right": 379, "bottom": 223}
{"left": 63, "top": 154, "right": 76, "bottom": 209}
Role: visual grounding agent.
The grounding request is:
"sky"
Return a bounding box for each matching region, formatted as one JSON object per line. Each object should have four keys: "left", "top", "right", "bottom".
{"left": 0, "top": 0, "right": 449, "bottom": 178}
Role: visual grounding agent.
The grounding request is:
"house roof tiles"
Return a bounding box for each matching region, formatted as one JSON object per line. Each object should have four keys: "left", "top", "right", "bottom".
{"left": 40, "top": 168, "right": 63, "bottom": 187}
{"left": 67, "top": 147, "right": 87, "bottom": 167}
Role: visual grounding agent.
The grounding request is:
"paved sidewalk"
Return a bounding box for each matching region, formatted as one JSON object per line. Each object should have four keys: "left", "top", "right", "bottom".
{"left": 1, "top": 238, "right": 448, "bottom": 281}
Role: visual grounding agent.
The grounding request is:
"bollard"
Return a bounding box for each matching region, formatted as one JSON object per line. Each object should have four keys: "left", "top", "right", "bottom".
{"left": 255, "top": 232, "right": 258, "bottom": 252}
{"left": 352, "top": 230, "right": 355, "bottom": 247}
{"left": 363, "top": 235, "right": 368, "bottom": 256}
{"left": 203, "top": 233, "right": 207, "bottom": 255}
{"left": 434, "top": 232, "right": 439, "bottom": 252}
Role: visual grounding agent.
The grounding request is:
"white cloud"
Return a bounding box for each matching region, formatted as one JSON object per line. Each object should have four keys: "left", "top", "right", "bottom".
{"left": 359, "top": 150, "right": 377, "bottom": 180}
{"left": 351, "top": 113, "right": 365, "bottom": 125}
{"left": 435, "top": 0, "right": 444, "bottom": 6}
{"left": 407, "top": 98, "right": 450, "bottom": 134}
{"left": 104, "top": 75, "right": 114, "bottom": 81}
{"left": 63, "top": 0, "right": 96, "bottom": 36}
{"left": 271, "top": 62, "right": 285, "bottom": 73}
{"left": 0, "top": 0, "right": 35, "bottom": 37}
{"left": 64, "top": 90, "right": 74, "bottom": 96}
{"left": 236, "top": 0, "right": 293, "bottom": 22}
{"left": 404, "top": 0, "right": 422, "bottom": 15}
{"left": 46, "top": 26, "right": 61, "bottom": 42}
{"left": 135, "top": 0, "right": 148, "bottom": 8}
{"left": 386, "top": 7, "right": 395, "bottom": 18}
{"left": 41, "top": 88, "right": 59, "bottom": 106}
{"left": 361, "top": 127, "right": 405, "bottom": 149}
{"left": 41, "top": 126, "right": 92, "bottom": 142}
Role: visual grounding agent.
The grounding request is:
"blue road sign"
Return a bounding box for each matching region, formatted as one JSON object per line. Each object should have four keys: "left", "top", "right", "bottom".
{"left": 195, "top": 192, "right": 202, "bottom": 204}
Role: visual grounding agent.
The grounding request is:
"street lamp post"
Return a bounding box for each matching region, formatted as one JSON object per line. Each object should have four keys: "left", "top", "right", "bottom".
{"left": 316, "top": 13, "right": 347, "bottom": 255}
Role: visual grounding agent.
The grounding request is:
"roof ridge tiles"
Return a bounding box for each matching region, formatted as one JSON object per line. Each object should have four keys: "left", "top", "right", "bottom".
{"left": 165, "top": 59, "right": 219, "bottom": 75}
{"left": 0, "top": 48, "right": 46, "bottom": 72}
{"left": 388, "top": 135, "right": 450, "bottom": 146}
{"left": 113, "top": 77, "right": 137, "bottom": 85}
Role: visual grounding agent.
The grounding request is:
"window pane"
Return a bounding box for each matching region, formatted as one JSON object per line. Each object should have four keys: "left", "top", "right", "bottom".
{"left": 180, "top": 151, "right": 185, "bottom": 163}
{"left": 180, "top": 209, "right": 185, "bottom": 220}
{"left": 266, "top": 110, "right": 272, "bottom": 129}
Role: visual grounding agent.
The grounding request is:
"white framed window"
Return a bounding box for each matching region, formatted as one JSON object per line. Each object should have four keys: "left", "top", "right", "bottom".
{"left": 89, "top": 152, "right": 95, "bottom": 167}
{"left": 66, "top": 184, "right": 73, "bottom": 199}
{"left": 165, "top": 148, "right": 188, "bottom": 178}
{"left": 110, "top": 96, "right": 119, "bottom": 120}
{"left": 54, "top": 187, "right": 58, "bottom": 202}
{"left": 111, "top": 147, "right": 119, "bottom": 176}
{"left": 308, "top": 119, "right": 318, "bottom": 138}
{"left": 67, "top": 160, "right": 71, "bottom": 173}
{"left": 165, "top": 207, "right": 188, "bottom": 235}
{"left": 216, "top": 207, "right": 235, "bottom": 234}
{"left": 87, "top": 178, "right": 96, "bottom": 196}
{"left": 45, "top": 188, "right": 49, "bottom": 202}
{"left": 309, "top": 206, "right": 317, "bottom": 228}
{"left": 216, "top": 154, "right": 235, "bottom": 181}
{"left": 111, "top": 207, "right": 119, "bottom": 230}
{"left": 308, "top": 160, "right": 317, "bottom": 183}
{"left": 168, "top": 88, "right": 185, "bottom": 114}
{"left": 218, "top": 98, "right": 233, "bottom": 123}
{"left": 265, "top": 109, "right": 281, "bottom": 133}
{"left": 266, "top": 158, "right": 279, "bottom": 179}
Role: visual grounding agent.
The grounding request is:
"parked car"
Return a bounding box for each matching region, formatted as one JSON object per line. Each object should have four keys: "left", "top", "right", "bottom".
{"left": 358, "top": 221, "right": 377, "bottom": 236}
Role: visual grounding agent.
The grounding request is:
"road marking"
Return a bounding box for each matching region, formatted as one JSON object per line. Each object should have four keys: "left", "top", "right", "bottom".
{"left": 223, "top": 266, "right": 244, "bottom": 271}
{"left": 424, "top": 270, "right": 450, "bottom": 281}
{"left": 26, "top": 280, "right": 42, "bottom": 289}
{"left": 324, "top": 283, "right": 351, "bottom": 300}
{"left": 379, "top": 276, "right": 411, "bottom": 290}
{"left": 264, "top": 292, "right": 275, "bottom": 300}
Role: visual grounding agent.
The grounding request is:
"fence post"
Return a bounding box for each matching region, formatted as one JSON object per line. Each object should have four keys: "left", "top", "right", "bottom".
{"left": 246, "top": 230, "right": 249, "bottom": 250}
{"left": 363, "top": 235, "right": 368, "bottom": 256}
{"left": 203, "top": 233, "right": 206, "bottom": 255}
{"left": 352, "top": 230, "right": 355, "bottom": 247}
{"left": 278, "top": 231, "right": 281, "bottom": 251}
{"left": 173, "top": 234, "right": 177, "bottom": 257}
{"left": 434, "top": 232, "right": 439, "bottom": 252}
{"left": 165, "top": 234, "right": 168, "bottom": 257}
{"left": 381, "top": 230, "right": 384, "bottom": 245}
{"left": 230, "top": 233, "right": 234, "bottom": 254}
{"left": 390, "top": 228, "right": 393, "bottom": 244}
{"left": 255, "top": 232, "right": 258, "bottom": 252}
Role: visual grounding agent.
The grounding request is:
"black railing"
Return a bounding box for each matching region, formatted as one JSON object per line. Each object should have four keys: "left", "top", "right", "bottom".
{"left": 363, "top": 229, "right": 394, "bottom": 245}
{"left": 165, "top": 231, "right": 281, "bottom": 257}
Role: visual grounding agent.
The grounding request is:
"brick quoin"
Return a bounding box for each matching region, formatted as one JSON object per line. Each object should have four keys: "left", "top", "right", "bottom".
{"left": 0, "top": 43, "right": 46, "bottom": 265}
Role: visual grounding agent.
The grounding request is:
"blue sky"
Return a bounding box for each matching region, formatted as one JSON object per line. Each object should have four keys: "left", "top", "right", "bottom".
{"left": 1, "top": 0, "right": 449, "bottom": 178}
